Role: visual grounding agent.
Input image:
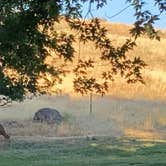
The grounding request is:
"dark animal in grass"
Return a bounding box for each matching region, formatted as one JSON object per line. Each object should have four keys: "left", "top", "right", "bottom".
{"left": 0, "top": 124, "right": 10, "bottom": 139}
{"left": 33, "top": 108, "right": 63, "bottom": 124}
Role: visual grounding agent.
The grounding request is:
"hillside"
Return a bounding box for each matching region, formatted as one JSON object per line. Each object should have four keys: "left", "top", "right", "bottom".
{"left": 0, "top": 19, "right": 165, "bottom": 140}
{"left": 51, "top": 19, "right": 166, "bottom": 101}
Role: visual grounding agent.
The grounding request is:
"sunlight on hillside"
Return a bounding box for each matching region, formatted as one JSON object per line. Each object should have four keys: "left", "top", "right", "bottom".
{"left": 51, "top": 19, "right": 166, "bottom": 101}
{"left": 1, "top": 19, "right": 166, "bottom": 140}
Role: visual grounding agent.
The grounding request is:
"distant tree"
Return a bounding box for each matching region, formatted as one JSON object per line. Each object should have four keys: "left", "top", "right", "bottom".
{"left": 0, "top": 0, "right": 165, "bottom": 102}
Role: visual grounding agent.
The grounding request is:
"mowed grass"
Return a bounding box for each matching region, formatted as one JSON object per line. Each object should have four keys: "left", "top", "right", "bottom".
{"left": 0, "top": 137, "right": 166, "bottom": 166}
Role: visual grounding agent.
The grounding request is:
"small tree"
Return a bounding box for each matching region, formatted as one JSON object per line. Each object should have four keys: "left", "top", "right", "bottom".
{"left": 0, "top": 0, "right": 165, "bottom": 102}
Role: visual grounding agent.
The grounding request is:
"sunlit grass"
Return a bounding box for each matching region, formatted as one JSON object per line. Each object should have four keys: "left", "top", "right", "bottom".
{"left": 0, "top": 19, "right": 166, "bottom": 141}
{"left": 52, "top": 19, "right": 166, "bottom": 101}
{"left": 124, "top": 128, "right": 165, "bottom": 140}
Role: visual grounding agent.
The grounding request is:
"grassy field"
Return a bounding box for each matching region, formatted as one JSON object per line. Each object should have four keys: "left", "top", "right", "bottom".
{"left": 0, "top": 20, "right": 166, "bottom": 165}
{"left": 0, "top": 137, "right": 166, "bottom": 166}
{"left": 0, "top": 95, "right": 165, "bottom": 139}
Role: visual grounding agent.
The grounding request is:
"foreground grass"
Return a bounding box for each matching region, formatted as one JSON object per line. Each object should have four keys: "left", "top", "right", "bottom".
{"left": 0, "top": 137, "right": 166, "bottom": 166}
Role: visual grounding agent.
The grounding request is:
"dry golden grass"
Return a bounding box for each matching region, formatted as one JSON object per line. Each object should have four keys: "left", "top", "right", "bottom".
{"left": 1, "top": 120, "right": 84, "bottom": 137}
{"left": 0, "top": 94, "right": 165, "bottom": 140}
{"left": 52, "top": 19, "right": 166, "bottom": 101}
{"left": 124, "top": 128, "right": 165, "bottom": 140}
{"left": 0, "top": 19, "right": 166, "bottom": 140}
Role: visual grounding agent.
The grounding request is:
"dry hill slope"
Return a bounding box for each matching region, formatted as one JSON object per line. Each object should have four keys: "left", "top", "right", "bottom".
{"left": 0, "top": 20, "right": 166, "bottom": 140}
{"left": 52, "top": 19, "right": 166, "bottom": 100}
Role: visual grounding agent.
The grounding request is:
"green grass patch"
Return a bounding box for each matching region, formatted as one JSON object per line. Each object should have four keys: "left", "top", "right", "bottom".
{"left": 0, "top": 137, "right": 166, "bottom": 166}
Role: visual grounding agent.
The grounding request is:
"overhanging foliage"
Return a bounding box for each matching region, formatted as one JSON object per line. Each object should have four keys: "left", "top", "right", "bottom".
{"left": 0, "top": 0, "right": 165, "bottom": 101}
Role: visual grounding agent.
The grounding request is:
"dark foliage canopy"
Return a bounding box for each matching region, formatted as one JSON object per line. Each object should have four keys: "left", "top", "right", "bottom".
{"left": 0, "top": 0, "right": 165, "bottom": 103}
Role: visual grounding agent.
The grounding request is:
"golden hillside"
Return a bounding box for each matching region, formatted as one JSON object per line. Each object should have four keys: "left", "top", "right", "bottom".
{"left": 3, "top": 19, "right": 166, "bottom": 100}
{"left": 50, "top": 19, "right": 166, "bottom": 101}
{"left": 1, "top": 19, "right": 166, "bottom": 139}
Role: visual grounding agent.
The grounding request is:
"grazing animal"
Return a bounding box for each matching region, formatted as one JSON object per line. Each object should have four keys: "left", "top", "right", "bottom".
{"left": 0, "top": 124, "right": 10, "bottom": 139}
{"left": 33, "top": 108, "right": 63, "bottom": 124}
